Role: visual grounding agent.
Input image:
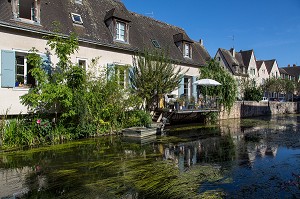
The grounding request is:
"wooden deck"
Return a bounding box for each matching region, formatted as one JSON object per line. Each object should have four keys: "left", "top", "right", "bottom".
{"left": 176, "top": 109, "right": 219, "bottom": 113}
{"left": 153, "top": 108, "right": 220, "bottom": 125}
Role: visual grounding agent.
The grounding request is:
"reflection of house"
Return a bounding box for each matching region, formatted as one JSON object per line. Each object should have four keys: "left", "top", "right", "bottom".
{"left": 0, "top": 0, "right": 210, "bottom": 115}
{"left": 0, "top": 167, "right": 31, "bottom": 198}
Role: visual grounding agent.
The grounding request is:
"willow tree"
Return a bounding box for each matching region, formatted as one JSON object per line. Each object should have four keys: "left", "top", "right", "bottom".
{"left": 200, "top": 59, "right": 237, "bottom": 111}
{"left": 130, "top": 50, "right": 187, "bottom": 111}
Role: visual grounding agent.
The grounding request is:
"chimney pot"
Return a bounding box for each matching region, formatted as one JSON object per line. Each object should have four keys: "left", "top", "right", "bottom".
{"left": 230, "top": 48, "right": 235, "bottom": 57}
{"left": 199, "top": 39, "right": 203, "bottom": 45}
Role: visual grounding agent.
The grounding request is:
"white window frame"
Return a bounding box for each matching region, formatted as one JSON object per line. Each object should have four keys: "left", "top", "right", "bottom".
{"left": 183, "top": 76, "right": 192, "bottom": 97}
{"left": 113, "top": 63, "right": 130, "bottom": 89}
{"left": 75, "top": 0, "right": 83, "bottom": 4}
{"left": 184, "top": 43, "right": 191, "bottom": 58}
{"left": 71, "top": 13, "right": 83, "bottom": 25}
{"left": 77, "top": 58, "right": 88, "bottom": 71}
{"left": 12, "top": 0, "right": 41, "bottom": 23}
{"left": 115, "top": 21, "right": 126, "bottom": 42}
{"left": 11, "top": 49, "right": 46, "bottom": 89}
{"left": 14, "top": 52, "right": 37, "bottom": 89}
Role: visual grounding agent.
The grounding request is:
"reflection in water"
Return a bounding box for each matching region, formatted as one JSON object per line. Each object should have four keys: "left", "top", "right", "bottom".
{"left": 0, "top": 115, "right": 300, "bottom": 198}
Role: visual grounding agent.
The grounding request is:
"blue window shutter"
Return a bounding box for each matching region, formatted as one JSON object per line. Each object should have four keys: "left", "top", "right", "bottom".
{"left": 178, "top": 77, "right": 184, "bottom": 97}
{"left": 192, "top": 76, "right": 197, "bottom": 100}
{"left": 107, "top": 63, "right": 115, "bottom": 80}
{"left": 1, "top": 50, "right": 15, "bottom": 88}
{"left": 40, "top": 54, "right": 51, "bottom": 74}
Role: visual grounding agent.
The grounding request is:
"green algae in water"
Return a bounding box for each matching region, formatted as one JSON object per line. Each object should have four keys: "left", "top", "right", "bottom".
{"left": 0, "top": 134, "right": 226, "bottom": 198}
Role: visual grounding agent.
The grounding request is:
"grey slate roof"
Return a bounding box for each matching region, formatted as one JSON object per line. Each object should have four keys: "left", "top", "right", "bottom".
{"left": 281, "top": 65, "right": 300, "bottom": 81}
{"left": 217, "top": 48, "right": 248, "bottom": 77}
{"left": 256, "top": 60, "right": 264, "bottom": 71}
{"left": 264, "top": 59, "right": 276, "bottom": 74}
{"left": 240, "top": 50, "right": 253, "bottom": 70}
{"left": 279, "top": 68, "right": 288, "bottom": 75}
{"left": 0, "top": 0, "right": 210, "bottom": 67}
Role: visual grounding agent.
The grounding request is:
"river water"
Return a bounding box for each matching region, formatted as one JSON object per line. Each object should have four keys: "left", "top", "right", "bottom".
{"left": 0, "top": 115, "right": 300, "bottom": 198}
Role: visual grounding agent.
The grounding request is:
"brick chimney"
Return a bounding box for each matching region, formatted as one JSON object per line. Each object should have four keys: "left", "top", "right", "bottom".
{"left": 288, "top": 64, "right": 290, "bottom": 67}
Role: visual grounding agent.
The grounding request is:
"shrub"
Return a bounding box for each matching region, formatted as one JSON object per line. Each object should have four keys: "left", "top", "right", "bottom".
{"left": 123, "top": 110, "right": 152, "bottom": 128}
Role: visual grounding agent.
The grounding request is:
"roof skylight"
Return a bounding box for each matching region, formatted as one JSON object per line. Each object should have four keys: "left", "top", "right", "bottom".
{"left": 71, "top": 13, "right": 83, "bottom": 24}
{"left": 151, "top": 39, "right": 161, "bottom": 48}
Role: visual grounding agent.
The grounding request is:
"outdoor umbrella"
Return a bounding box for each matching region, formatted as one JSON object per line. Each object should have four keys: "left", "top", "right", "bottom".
{"left": 193, "top": 78, "right": 222, "bottom": 86}
{"left": 193, "top": 78, "right": 222, "bottom": 108}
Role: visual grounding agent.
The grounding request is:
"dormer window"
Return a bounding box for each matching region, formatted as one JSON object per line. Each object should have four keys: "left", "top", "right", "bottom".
{"left": 173, "top": 33, "right": 194, "bottom": 59}
{"left": 104, "top": 8, "right": 131, "bottom": 44}
{"left": 184, "top": 43, "right": 192, "bottom": 58}
{"left": 71, "top": 13, "right": 83, "bottom": 25}
{"left": 12, "top": 0, "right": 41, "bottom": 23}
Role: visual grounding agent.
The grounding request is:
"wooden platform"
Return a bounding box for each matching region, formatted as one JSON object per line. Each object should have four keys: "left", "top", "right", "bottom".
{"left": 159, "top": 108, "right": 220, "bottom": 124}
{"left": 176, "top": 109, "right": 219, "bottom": 113}
{"left": 122, "top": 127, "right": 158, "bottom": 138}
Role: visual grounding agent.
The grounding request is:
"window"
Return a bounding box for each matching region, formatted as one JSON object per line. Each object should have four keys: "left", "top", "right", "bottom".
{"left": 115, "top": 21, "right": 126, "bottom": 42}
{"left": 1, "top": 50, "right": 50, "bottom": 88}
{"left": 184, "top": 77, "right": 192, "bottom": 97}
{"left": 151, "top": 40, "right": 161, "bottom": 48}
{"left": 116, "top": 66, "right": 129, "bottom": 88}
{"left": 15, "top": 54, "right": 36, "bottom": 88}
{"left": 12, "top": 0, "right": 41, "bottom": 23}
{"left": 184, "top": 43, "right": 191, "bottom": 58}
{"left": 250, "top": 68, "right": 255, "bottom": 76}
{"left": 75, "top": 0, "right": 82, "bottom": 4}
{"left": 71, "top": 13, "right": 83, "bottom": 24}
{"left": 77, "top": 58, "right": 87, "bottom": 71}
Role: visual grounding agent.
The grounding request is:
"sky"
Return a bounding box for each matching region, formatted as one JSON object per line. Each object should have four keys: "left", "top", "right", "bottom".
{"left": 122, "top": 0, "right": 300, "bottom": 67}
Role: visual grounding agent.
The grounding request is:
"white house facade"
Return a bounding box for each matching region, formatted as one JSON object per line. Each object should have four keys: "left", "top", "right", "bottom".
{"left": 0, "top": 0, "right": 211, "bottom": 115}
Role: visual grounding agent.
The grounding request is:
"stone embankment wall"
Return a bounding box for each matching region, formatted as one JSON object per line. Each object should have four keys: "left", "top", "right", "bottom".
{"left": 219, "top": 101, "right": 299, "bottom": 120}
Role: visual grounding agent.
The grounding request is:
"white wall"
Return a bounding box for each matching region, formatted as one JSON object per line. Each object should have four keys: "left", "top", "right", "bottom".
{"left": 257, "top": 62, "right": 269, "bottom": 86}
{"left": 247, "top": 52, "right": 259, "bottom": 85}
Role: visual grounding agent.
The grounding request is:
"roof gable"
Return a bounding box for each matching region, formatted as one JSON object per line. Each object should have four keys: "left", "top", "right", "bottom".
{"left": 256, "top": 60, "right": 264, "bottom": 71}
{"left": 217, "top": 48, "right": 247, "bottom": 76}
{"left": 240, "top": 50, "right": 253, "bottom": 68}
{"left": 264, "top": 59, "right": 276, "bottom": 74}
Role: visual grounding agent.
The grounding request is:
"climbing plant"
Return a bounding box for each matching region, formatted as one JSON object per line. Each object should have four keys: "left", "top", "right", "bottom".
{"left": 199, "top": 59, "right": 237, "bottom": 111}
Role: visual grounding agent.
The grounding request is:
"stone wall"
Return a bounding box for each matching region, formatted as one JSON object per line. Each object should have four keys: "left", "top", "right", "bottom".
{"left": 219, "top": 101, "right": 300, "bottom": 120}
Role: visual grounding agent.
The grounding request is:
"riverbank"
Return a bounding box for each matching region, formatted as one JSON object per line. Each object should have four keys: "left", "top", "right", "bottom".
{"left": 220, "top": 101, "right": 299, "bottom": 119}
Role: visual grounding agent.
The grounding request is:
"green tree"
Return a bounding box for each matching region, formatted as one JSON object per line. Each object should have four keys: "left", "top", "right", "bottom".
{"left": 21, "top": 28, "right": 80, "bottom": 121}
{"left": 260, "top": 78, "right": 275, "bottom": 99}
{"left": 241, "top": 78, "right": 262, "bottom": 101}
{"left": 130, "top": 50, "right": 187, "bottom": 111}
{"left": 282, "top": 79, "right": 295, "bottom": 100}
{"left": 200, "top": 59, "right": 237, "bottom": 111}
